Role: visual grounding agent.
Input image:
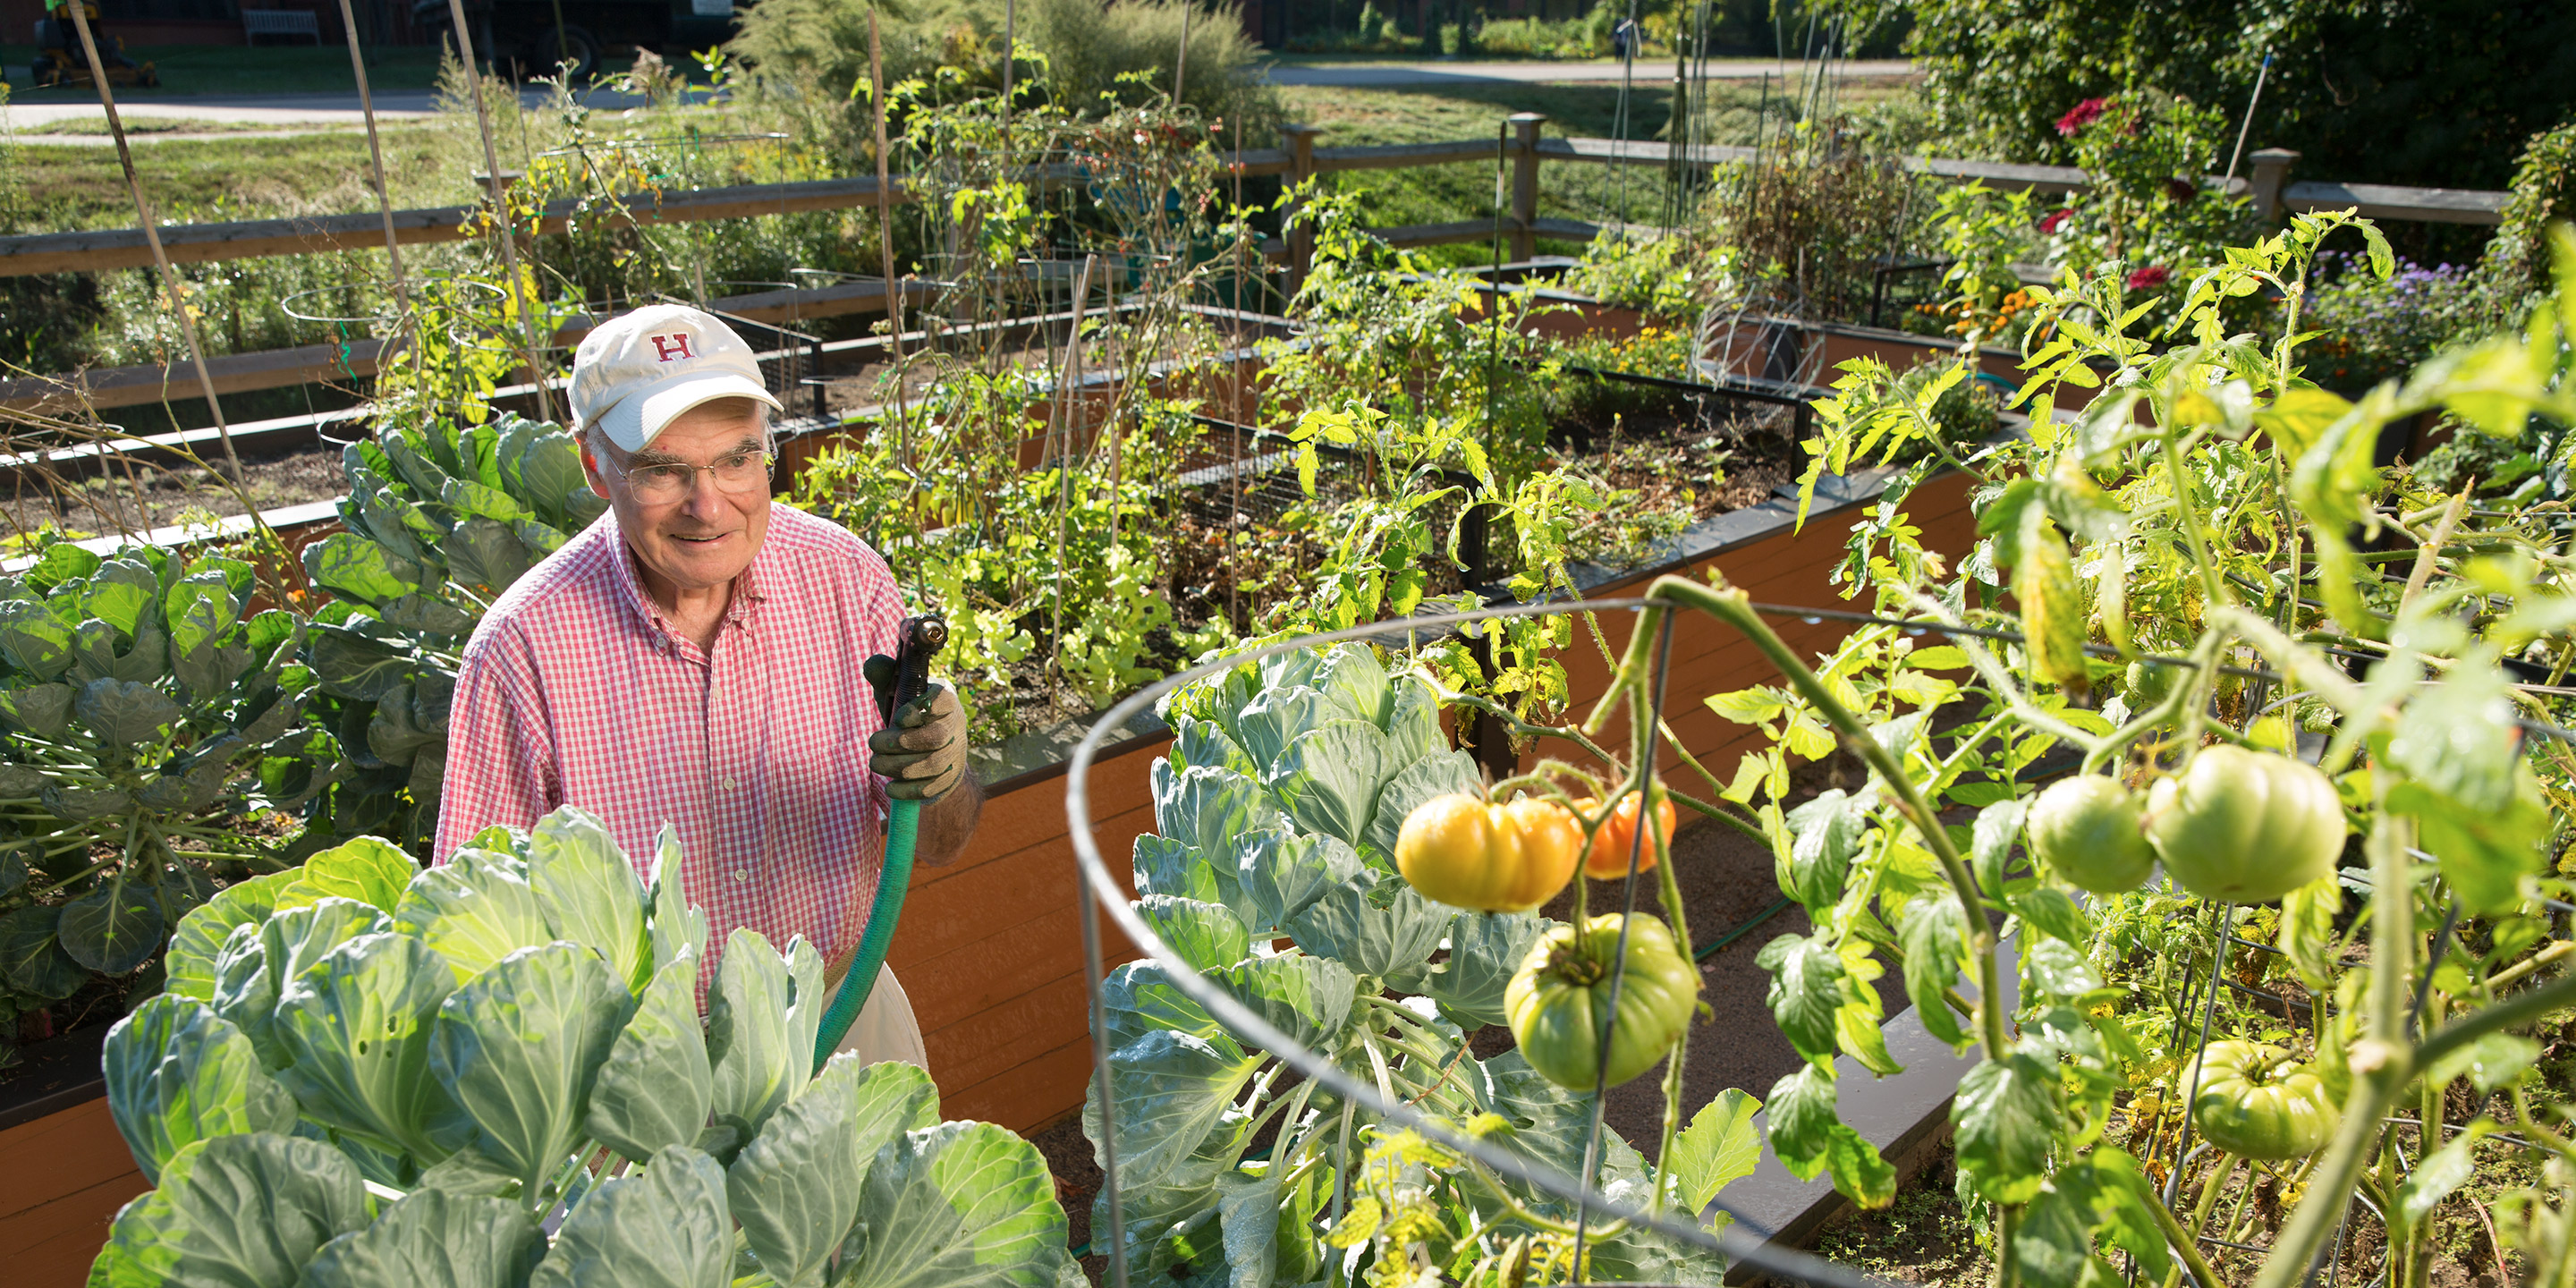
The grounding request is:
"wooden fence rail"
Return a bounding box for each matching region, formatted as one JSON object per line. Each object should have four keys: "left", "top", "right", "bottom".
{"left": 0, "top": 127, "right": 2504, "bottom": 281}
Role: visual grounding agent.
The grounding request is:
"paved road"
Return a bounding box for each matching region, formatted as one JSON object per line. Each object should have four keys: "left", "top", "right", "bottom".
{"left": 0, "top": 86, "right": 648, "bottom": 136}
{"left": 1, "top": 57, "right": 1909, "bottom": 137}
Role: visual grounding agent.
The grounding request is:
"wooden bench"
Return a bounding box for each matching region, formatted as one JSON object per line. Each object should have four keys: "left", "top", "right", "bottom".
{"left": 241, "top": 8, "right": 321, "bottom": 44}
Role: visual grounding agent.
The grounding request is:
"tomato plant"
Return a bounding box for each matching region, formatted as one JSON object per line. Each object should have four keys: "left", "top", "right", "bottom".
{"left": 1639, "top": 212, "right": 2576, "bottom": 1288}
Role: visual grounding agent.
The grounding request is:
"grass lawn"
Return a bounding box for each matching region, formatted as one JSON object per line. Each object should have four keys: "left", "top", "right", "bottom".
{"left": 5, "top": 127, "right": 466, "bottom": 227}
{"left": 0, "top": 44, "right": 447, "bottom": 96}
{"left": 1274, "top": 75, "right": 1917, "bottom": 266}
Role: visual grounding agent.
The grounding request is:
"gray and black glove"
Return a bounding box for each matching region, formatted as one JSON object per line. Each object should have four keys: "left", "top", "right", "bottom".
{"left": 863, "top": 656, "right": 966, "bottom": 801}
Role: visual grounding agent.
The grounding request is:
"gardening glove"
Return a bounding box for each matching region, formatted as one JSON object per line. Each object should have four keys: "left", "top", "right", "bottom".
{"left": 864, "top": 655, "right": 967, "bottom": 802}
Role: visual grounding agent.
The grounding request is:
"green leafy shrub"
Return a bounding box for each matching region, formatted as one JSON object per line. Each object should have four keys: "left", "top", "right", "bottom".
{"left": 0, "top": 542, "right": 306, "bottom": 1021}
{"left": 98, "top": 810, "right": 1080, "bottom": 1288}
{"left": 1091, "top": 644, "right": 1752, "bottom": 1284}
{"left": 1878, "top": 0, "right": 2576, "bottom": 190}
{"left": 292, "top": 413, "right": 606, "bottom": 852}
{"left": 732, "top": 0, "right": 1279, "bottom": 156}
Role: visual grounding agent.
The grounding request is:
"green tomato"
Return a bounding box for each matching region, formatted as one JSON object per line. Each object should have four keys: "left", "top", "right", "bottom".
{"left": 2123, "top": 659, "right": 2174, "bottom": 711}
{"left": 2186, "top": 1039, "right": 2339, "bottom": 1160}
{"left": 2027, "top": 775, "right": 2157, "bottom": 894}
{"left": 1504, "top": 913, "right": 1699, "bottom": 1091}
{"left": 2144, "top": 745, "right": 2344, "bottom": 903}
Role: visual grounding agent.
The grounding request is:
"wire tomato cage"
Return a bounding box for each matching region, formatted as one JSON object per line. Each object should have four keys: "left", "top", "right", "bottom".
{"left": 1063, "top": 595, "right": 1896, "bottom": 1288}
{"left": 1062, "top": 589, "right": 2572, "bottom": 1288}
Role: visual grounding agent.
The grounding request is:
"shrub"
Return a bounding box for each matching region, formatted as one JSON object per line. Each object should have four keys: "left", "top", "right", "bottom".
{"left": 1872, "top": 0, "right": 2576, "bottom": 189}
{"left": 732, "top": 0, "right": 1280, "bottom": 148}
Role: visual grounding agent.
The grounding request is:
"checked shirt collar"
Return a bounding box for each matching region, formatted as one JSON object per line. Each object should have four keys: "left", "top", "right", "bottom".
{"left": 603, "top": 528, "right": 772, "bottom": 657}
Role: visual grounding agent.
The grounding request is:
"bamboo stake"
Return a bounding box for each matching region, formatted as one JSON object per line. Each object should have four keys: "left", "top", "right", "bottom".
{"left": 1173, "top": 0, "right": 1190, "bottom": 105}
{"left": 335, "top": 0, "right": 409, "bottom": 311}
{"left": 61, "top": 2, "right": 245, "bottom": 484}
{"left": 867, "top": 9, "right": 908, "bottom": 470}
{"left": 443, "top": 0, "right": 555, "bottom": 425}
{"left": 1049, "top": 254, "right": 1097, "bottom": 702}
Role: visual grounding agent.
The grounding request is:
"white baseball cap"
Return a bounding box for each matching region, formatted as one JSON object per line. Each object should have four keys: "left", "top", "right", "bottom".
{"left": 568, "top": 304, "right": 784, "bottom": 453}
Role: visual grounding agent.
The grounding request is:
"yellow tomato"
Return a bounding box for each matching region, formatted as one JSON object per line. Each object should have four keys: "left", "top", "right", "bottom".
{"left": 1394, "top": 794, "right": 1581, "bottom": 913}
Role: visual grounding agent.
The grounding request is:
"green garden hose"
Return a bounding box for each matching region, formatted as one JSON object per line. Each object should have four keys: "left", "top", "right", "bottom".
{"left": 812, "top": 613, "right": 947, "bottom": 1072}
{"left": 812, "top": 798, "right": 919, "bottom": 1070}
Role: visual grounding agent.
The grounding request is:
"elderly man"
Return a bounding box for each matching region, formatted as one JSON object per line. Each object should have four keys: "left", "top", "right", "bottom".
{"left": 439, "top": 303, "right": 980, "bottom": 1070}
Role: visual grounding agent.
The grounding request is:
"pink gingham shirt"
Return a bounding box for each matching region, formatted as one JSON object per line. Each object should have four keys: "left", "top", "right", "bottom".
{"left": 436, "top": 504, "right": 904, "bottom": 983}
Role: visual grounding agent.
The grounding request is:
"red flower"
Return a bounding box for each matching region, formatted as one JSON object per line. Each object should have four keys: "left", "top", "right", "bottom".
{"left": 2164, "top": 176, "right": 2199, "bottom": 203}
{"left": 2038, "top": 208, "right": 2072, "bottom": 234}
{"left": 2125, "top": 265, "right": 2172, "bottom": 291}
{"left": 2056, "top": 97, "right": 2109, "bottom": 137}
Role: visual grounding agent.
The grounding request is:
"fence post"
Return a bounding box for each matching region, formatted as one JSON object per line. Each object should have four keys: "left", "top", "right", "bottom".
{"left": 2249, "top": 148, "right": 2301, "bottom": 223}
{"left": 1282, "top": 123, "right": 1322, "bottom": 292}
{"left": 1509, "top": 112, "right": 1544, "bottom": 263}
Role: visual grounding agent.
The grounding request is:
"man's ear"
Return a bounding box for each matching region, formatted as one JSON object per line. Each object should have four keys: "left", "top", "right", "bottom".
{"left": 577, "top": 436, "right": 614, "bottom": 500}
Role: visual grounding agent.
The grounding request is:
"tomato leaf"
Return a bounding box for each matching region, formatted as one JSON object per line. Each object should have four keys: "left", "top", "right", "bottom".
{"left": 2010, "top": 886, "right": 2090, "bottom": 946}
{"left": 1780, "top": 790, "right": 1865, "bottom": 916}
{"left": 1971, "top": 798, "right": 2028, "bottom": 898}
{"left": 1757, "top": 933, "right": 1847, "bottom": 1065}
{"left": 1897, "top": 895, "right": 1971, "bottom": 1051}
{"left": 1954, "top": 1053, "right": 2060, "bottom": 1204}
{"left": 2425, "top": 1034, "right": 2541, "bottom": 1094}
{"left": 1764, "top": 1063, "right": 1896, "bottom": 1208}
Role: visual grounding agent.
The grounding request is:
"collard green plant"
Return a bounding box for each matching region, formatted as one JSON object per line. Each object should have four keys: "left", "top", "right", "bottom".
{"left": 290, "top": 413, "right": 607, "bottom": 852}
{"left": 0, "top": 542, "right": 304, "bottom": 1020}
{"left": 1091, "top": 644, "right": 1756, "bottom": 1286}
{"left": 100, "top": 807, "right": 1081, "bottom": 1288}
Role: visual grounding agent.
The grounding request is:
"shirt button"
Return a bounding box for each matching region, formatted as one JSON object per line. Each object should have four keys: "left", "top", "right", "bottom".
{"left": 732, "top": 868, "right": 751, "bottom": 882}
{"left": 720, "top": 775, "right": 739, "bottom": 790}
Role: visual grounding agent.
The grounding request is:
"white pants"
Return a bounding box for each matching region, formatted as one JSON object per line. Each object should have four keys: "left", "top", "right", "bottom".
{"left": 829, "top": 962, "right": 929, "bottom": 1072}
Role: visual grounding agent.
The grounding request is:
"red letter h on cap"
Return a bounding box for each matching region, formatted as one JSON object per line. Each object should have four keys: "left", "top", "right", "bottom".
{"left": 649, "top": 333, "right": 695, "bottom": 362}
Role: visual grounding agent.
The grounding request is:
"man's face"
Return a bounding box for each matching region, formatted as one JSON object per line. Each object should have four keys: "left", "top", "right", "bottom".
{"left": 581, "top": 400, "right": 771, "bottom": 598}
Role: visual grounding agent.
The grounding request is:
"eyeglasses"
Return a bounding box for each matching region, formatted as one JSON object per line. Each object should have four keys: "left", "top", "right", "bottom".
{"left": 608, "top": 450, "right": 775, "bottom": 503}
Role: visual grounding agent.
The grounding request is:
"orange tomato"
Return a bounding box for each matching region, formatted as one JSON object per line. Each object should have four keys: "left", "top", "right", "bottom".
{"left": 1394, "top": 794, "right": 1582, "bottom": 913}
{"left": 1572, "top": 790, "right": 1677, "bottom": 879}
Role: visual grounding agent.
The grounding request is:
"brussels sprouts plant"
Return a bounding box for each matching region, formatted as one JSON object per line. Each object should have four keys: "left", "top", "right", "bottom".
{"left": 290, "top": 413, "right": 606, "bottom": 852}
{"left": 0, "top": 542, "right": 303, "bottom": 1028}
{"left": 1094, "top": 644, "right": 1758, "bottom": 1286}
{"left": 97, "top": 807, "right": 1081, "bottom": 1288}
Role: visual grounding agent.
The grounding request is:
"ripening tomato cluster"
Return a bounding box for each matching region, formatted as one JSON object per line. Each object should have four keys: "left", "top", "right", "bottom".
{"left": 1390, "top": 789, "right": 1699, "bottom": 1091}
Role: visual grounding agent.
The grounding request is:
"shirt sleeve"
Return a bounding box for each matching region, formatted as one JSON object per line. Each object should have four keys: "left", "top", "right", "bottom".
{"left": 434, "top": 620, "right": 562, "bottom": 862}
